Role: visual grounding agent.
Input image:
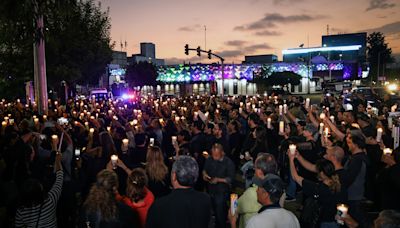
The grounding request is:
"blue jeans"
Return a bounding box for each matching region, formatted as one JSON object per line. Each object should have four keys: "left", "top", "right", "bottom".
{"left": 287, "top": 172, "right": 296, "bottom": 198}
{"left": 320, "top": 222, "right": 339, "bottom": 228}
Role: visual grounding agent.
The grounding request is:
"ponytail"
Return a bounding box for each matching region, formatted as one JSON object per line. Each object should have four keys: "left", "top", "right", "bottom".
{"left": 328, "top": 174, "right": 341, "bottom": 193}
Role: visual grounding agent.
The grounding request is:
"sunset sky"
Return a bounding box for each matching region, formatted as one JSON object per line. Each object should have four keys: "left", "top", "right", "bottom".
{"left": 99, "top": 0, "right": 400, "bottom": 64}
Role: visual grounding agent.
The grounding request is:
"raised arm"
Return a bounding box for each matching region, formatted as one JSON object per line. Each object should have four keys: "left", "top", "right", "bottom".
{"left": 288, "top": 150, "right": 304, "bottom": 186}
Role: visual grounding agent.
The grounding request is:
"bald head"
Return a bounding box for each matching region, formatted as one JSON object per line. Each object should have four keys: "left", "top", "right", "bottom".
{"left": 324, "top": 146, "right": 344, "bottom": 164}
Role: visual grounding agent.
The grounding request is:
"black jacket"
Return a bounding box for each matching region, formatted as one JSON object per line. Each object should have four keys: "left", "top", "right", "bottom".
{"left": 146, "top": 188, "right": 211, "bottom": 228}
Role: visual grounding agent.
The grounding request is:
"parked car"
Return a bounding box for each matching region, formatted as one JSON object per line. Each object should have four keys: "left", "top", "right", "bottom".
{"left": 343, "top": 86, "right": 400, "bottom": 107}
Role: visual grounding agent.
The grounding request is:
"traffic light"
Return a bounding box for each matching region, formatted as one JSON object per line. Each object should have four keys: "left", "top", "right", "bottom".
{"left": 185, "top": 44, "right": 189, "bottom": 55}
{"left": 208, "top": 50, "right": 212, "bottom": 59}
{"left": 196, "top": 46, "right": 201, "bottom": 56}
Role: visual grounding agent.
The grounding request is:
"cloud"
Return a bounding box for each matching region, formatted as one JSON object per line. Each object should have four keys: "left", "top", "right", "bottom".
{"left": 215, "top": 50, "right": 245, "bottom": 58}
{"left": 362, "top": 21, "right": 400, "bottom": 35}
{"left": 224, "top": 40, "right": 248, "bottom": 46}
{"left": 244, "top": 43, "right": 273, "bottom": 52}
{"left": 254, "top": 30, "right": 282, "bottom": 36}
{"left": 215, "top": 43, "right": 274, "bottom": 59}
{"left": 234, "top": 13, "right": 326, "bottom": 31}
{"left": 329, "top": 27, "right": 349, "bottom": 34}
{"left": 178, "top": 24, "right": 201, "bottom": 32}
{"left": 273, "top": 0, "right": 306, "bottom": 5}
{"left": 366, "top": 0, "right": 396, "bottom": 11}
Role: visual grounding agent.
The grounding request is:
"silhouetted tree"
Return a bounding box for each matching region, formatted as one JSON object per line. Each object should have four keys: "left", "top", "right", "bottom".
{"left": 367, "top": 32, "right": 394, "bottom": 81}
{"left": 125, "top": 61, "right": 158, "bottom": 88}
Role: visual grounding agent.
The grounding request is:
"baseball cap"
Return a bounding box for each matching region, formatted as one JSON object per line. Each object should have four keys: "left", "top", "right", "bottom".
{"left": 253, "top": 174, "right": 284, "bottom": 197}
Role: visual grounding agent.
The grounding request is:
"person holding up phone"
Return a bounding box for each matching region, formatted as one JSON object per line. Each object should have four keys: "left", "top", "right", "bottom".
{"left": 15, "top": 152, "right": 63, "bottom": 228}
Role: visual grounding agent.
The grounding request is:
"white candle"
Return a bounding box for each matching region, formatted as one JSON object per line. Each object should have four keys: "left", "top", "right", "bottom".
{"left": 279, "top": 105, "right": 283, "bottom": 115}
{"left": 107, "top": 126, "right": 111, "bottom": 132}
{"left": 324, "top": 127, "right": 330, "bottom": 137}
{"left": 51, "top": 135, "right": 58, "bottom": 141}
{"left": 2, "top": 121, "right": 7, "bottom": 128}
{"left": 376, "top": 128, "right": 383, "bottom": 142}
{"left": 172, "top": 136, "right": 177, "bottom": 145}
{"left": 240, "top": 102, "right": 243, "bottom": 107}
{"left": 239, "top": 107, "right": 243, "bottom": 114}
{"left": 43, "top": 115, "right": 47, "bottom": 120}
{"left": 305, "top": 98, "right": 310, "bottom": 109}
{"left": 230, "top": 193, "right": 238, "bottom": 215}
{"left": 122, "top": 138, "right": 129, "bottom": 152}
{"left": 283, "top": 104, "right": 288, "bottom": 114}
{"left": 383, "top": 148, "right": 393, "bottom": 155}
{"left": 34, "top": 118, "right": 39, "bottom": 124}
{"left": 289, "top": 144, "right": 297, "bottom": 155}
{"left": 111, "top": 155, "right": 118, "bottom": 169}
{"left": 319, "top": 123, "right": 324, "bottom": 135}
{"left": 150, "top": 138, "right": 155, "bottom": 146}
{"left": 75, "top": 148, "right": 81, "bottom": 156}
{"left": 267, "top": 118, "right": 272, "bottom": 129}
{"left": 336, "top": 204, "right": 348, "bottom": 225}
{"left": 330, "top": 116, "right": 335, "bottom": 123}
{"left": 279, "top": 121, "right": 284, "bottom": 134}
{"left": 175, "top": 116, "right": 180, "bottom": 122}
{"left": 320, "top": 113, "right": 326, "bottom": 120}
{"left": 89, "top": 128, "right": 94, "bottom": 135}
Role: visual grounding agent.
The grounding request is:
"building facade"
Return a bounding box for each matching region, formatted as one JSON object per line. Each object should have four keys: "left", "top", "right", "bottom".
{"left": 128, "top": 42, "right": 165, "bottom": 66}
{"left": 156, "top": 61, "right": 361, "bottom": 95}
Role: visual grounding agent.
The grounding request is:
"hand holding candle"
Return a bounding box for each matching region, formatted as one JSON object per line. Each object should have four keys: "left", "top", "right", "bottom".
{"left": 111, "top": 155, "right": 118, "bottom": 169}
{"left": 289, "top": 144, "right": 297, "bottom": 156}
{"left": 376, "top": 128, "right": 383, "bottom": 142}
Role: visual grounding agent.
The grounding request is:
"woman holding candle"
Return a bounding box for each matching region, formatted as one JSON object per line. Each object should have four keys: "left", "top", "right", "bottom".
{"left": 289, "top": 152, "right": 347, "bottom": 228}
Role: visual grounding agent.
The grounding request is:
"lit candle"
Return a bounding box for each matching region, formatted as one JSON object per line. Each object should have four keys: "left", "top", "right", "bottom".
{"left": 2, "top": 121, "right": 7, "bottom": 128}
{"left": 305, "top": 98, "right": 310, "bottom": 109}
{"left": 279, "top": 121, "right": 284, "bottom": 134}
{"left": 111, "top": 155, "right": 118, "bottom": 169}
{"left": 89, "top": 128, "right": 94, "bottom": 136}
{"left": 279, "top": 105, "right": 283, "bottom": 115}
{"left": 150, "top": 138, "right": 155, "bottom": 146}
{"left": 122, "top": 138, "right": 129, "bottom": 152}
{"left": 330, "top": 115, "right": 334, "bottom": 123}
{"left": 51, "top": 135, "right": 58, "bottom": 142}
{"left": 107, "top": 126, "right": 111, "bottom": 132}
{"left": 230, "top": 193, "right": 238, "bottom": 215}
{"left": 54, "top": 101, "right": 58, "bottom": 106}
{"left": 239, "top": 107, "right": 243, "bottom": 114}
{"left": 159, "top": 118, "right": 164, "bottom": 125}
{"left": 43, "top": 115, "right": 47, "bottom": 121}
{"left": 171, "top": 136, "right": 177, "bottom": 145}
{"left": 289, "top": 144, "right": 297, "bottom": 155}
{"left": 267, "top": 118, "right": 272, "bottom": 129}
{"left": 34, "top": 118, "right": 39, "bottom": 125}
{"left": 324, "top": 127, "right": 330, "bottom": 137}
{"left": 319, "top": 113, "right": 326, "bottom": 120}
{"left": 283, "top": 104, "right": 288, "bottom": 114}
{"left": 336, "top": 204, "right": 348, "bottom": 225}
{"left": 383, "top": 148, "right": 393, "bottom": 155}
{"left": 240, "top": 102, "right": 243, "bottom": 107}
{"left": 75, "top": 148, "right": 81, "bottom": 156}
{"left": 319, "top": 123, "right": 324, "bottom": 135}
{"left": 376, "top": 128, "right": 383, "bottom": 142}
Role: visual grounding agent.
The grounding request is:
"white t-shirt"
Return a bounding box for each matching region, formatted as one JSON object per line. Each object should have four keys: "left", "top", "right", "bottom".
{"left": 246, "top": 207, "right": 300, "bottom": 228}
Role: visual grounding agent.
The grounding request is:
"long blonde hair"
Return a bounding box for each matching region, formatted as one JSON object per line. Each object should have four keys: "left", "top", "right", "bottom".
{"left": 83, "top": 170, "right": 118, "bottom": 221}
{"left": 146, "top": 146, "right": 168, "bottom": 182}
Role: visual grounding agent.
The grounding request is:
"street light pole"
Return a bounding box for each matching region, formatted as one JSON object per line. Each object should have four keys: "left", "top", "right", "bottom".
{"left": 221, "top": 59, "right": 224, "bottom": 97}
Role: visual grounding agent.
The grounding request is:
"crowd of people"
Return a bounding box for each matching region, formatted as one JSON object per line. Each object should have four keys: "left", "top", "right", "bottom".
{"left": 0, "top": 90, "right": 400, "bottom": 228}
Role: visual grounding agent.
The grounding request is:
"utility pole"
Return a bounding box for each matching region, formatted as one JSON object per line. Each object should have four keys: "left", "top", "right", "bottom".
{"left": 33, "top": 0, "right": 48, "bottom": 114}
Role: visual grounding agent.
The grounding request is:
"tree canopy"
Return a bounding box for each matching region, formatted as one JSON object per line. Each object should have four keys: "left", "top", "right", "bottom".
{"left": 0, "top": 0, "right": 113, "bottom": 98}
{"left": 125, "top": 61, "right": 158, "bottom": 88}
{"left": 367, "top": 32, "right": 394, "bottom": 81}
{"left": 253, "top": 70, "right": 302, "bottom": 87}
